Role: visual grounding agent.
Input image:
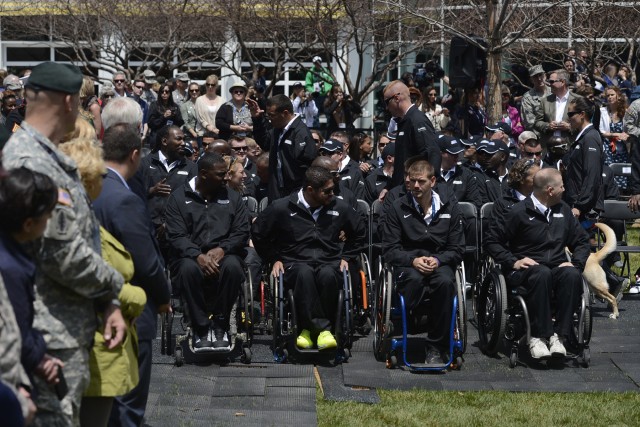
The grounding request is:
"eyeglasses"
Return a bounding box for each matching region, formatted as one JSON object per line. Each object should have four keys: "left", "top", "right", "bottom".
{"left": 161, "top": 90, "right": 171, "bottom": 94}
{"left": 384, "top": 92, "right": 400, "bottom": 105}
{"left": 522, "top": 150, "right": 543, "bottom": 158}
{"left": 189, "top": 89, "right": 200, "bottom": 93}
{"left": 233, "top": 90, "right": 246, "bottom": 95}
{"left": 113, "top": 79, "right": 125, "bottom": 83}
{"left": 547, "top": 79, "right": 563, "bottom": 84}
{"left": 232, "top": 146, "right": 248, "bottom": 152}
{"left": 206, "top": 84, "right": 217, "bottom": 88}
{"left": 134, "top": 85, "right": 145, "bottom": 89}
{"left": 567, "top": 110, "right": 582, "bottom": 117}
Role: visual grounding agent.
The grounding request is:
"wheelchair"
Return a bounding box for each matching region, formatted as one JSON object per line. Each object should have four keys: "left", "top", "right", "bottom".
{"left": 372, "top": 261, "right": 467, "bottom": 371}
{"left": 160, "top": 264, "right": 254, "bottom": 366}
{"left": 271, "top": 267, "right": 353, "bottom": 364}
{"left": 477, "top": 265, "right": 592, "bottom": 368}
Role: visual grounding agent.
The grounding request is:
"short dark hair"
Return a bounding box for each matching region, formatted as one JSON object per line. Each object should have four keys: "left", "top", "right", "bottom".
{"left": 569, "top": 96, "right": 594, "bottom": 122}
{"left": 197, "top": 152, "right": 227, "bottom": 172}
{"left": 0, "top": 167, "right": 57, "bottom": 233}
{"left": 155, "top": 125, "right": 180, "bottom": 151}
{"left": 102, "top": 123, "right": 141, "bottom": 162}
{"left": 266, "top": 94, "right": 293, "bottom": 113}
{"left": 304, "top": 166, "right": 332, "bottom": 189}
{"left": 407, "top": 160, "right": 435, "bottom": 179}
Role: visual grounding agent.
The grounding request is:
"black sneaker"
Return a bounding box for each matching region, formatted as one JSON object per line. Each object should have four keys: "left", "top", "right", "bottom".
{"left": 192, "top": 333, "right": 214, "bottom": 351}
{"left": 212, "top": 320, "right": 230, "bottom": 350}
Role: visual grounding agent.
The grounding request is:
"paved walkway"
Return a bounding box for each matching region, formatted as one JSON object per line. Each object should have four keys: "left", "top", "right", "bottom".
{"left": 145, "top": 295, "right": 640, "bottom": 426}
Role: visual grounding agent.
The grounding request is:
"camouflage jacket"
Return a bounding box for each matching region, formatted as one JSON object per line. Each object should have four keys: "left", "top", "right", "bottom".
{"left": 623, "top": 98, "right": 640, "bottom": 138}
{"left": 0, "top": 274, "right": 31, "bottom": 418}
{"left": 2, "top": 122, "right": 123, "bottom": 350}
{"left": 520, "top": 87, "right": 550, "bottom": 136}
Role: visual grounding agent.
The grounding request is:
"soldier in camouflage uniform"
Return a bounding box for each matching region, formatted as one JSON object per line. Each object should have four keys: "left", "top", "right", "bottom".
{"left": 2, "top": 62, "right": 126, "bottom": 427}
{"left": 520, "top": 65, "right": 550, "bottom": 136}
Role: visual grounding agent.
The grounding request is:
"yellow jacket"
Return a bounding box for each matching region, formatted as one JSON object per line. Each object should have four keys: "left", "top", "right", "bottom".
{"left": 84, "top": 227, "right": 147, "bottom": 397}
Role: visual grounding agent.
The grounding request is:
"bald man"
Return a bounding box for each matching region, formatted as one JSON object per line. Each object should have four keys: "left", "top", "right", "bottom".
{"left": 485, "top": 168, "right": 590, "bottom": 360}
{"left": 383, "top": 80, "right": 440, "bottom": 189}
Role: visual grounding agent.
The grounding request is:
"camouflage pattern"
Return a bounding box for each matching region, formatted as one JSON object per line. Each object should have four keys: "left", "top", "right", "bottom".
{"left": 32, "top": 347, "right": 89, "bottom": 427}
{"left": 0, "top": 274, "right": 31, "bottom": 419}
{"left": 2, "top": 122, "right": 124, "bottom": 426}
{"left": 520, "top": 87, "right": 550, "bottom": 136}
{"left": 623, "top": 98, "right": 640, "bottom": 138}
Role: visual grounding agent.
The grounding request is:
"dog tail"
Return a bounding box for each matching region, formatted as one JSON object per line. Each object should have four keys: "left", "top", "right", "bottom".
{"left": 592, "top": 222, "right": 618, "bottom": 262}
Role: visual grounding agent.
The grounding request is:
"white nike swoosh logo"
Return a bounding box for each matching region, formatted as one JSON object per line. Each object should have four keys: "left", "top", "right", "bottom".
{"left": 290, "top": 212, "right": 297, "bottom": 216}
{"left": 404, "top": 214, "right": 411, "bottom": 218}
{"left": 529, "top": 217, "right": 534, "bottom": 220}
{"left": 149, "top": 166, "right": 156, "bottom": 169}
{"left": 186, "top": 201, "right": 192, "bottom": 204}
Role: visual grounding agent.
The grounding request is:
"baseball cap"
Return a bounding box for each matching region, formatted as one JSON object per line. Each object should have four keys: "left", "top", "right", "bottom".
{"left": 319, "top": 139, "right": 343, "bottom": 153}
{"left": 459, "top": 135, "right": 478, "bottom": 147}
{"left": 476, "top": 138, "right": 509, "bottom": 154}
{"left": 3, "top": 74, "right": 22, "bottom": 91}
{"left": 528, "top": 64, "right": 545, "bottom": 77}
{"left": 143, "top": 70, "right": 157, "bottom": 84}
{"left": 486, "top": 121, "right": 512, "bottom": 136}
{"left": 381, "top": 143, "right": 395, "bottom": 159}
{"left": 518, "top": 130, "right": 538, "bottom": 145}
{"left": 437, "top": 135, "right": 465, "bottom": 154}
{"left": 176, "top": 72, "right": 189, "bottom": 82}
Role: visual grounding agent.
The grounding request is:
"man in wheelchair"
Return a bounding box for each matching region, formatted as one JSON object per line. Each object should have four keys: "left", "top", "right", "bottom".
{"left": 381, "top": 160, "right": 464, "bottom": 364}
{"left": 252, "top": 166, "right": 366, "bottom": 350}
{"left": 164, "top": 152, "right": 250, "bottom": 351}
{"left": 485, "top": 168, "right": 590, "bottom": 359}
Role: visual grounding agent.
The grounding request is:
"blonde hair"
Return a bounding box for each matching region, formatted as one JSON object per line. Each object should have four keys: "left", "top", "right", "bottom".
{"left": 245, "top": 137, "right": 257, "bottom": 149}
{"left": 205, "top": 74, "right": 219, "bottom": 85}
{"left": 59, "top": 137, "right": 105, "bottom": 195}
{"left": 63, "top": 116, "right": 97, "bottom": 143}
{"left": 80, "top": 76, "right": 96, "bottom": 98}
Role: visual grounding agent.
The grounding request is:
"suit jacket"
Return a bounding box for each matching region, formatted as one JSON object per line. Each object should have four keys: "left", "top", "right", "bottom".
{"left": 93, "top": 169, "right": 171, "bottom": 340}
{"left": 533, "top": 91, "right": 583, "bottom": 145}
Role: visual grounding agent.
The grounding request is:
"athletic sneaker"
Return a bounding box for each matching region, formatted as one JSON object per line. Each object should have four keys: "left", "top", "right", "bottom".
{"left": 192, "top": 333, "right": 214, "bottom": 351}
{"left": 211, "top": 319, "right": 230, "bottom": 350}
{"left": 296, "top": 329, "right": 313, "bottom": 349}
{"left": 317, "top": 331, "right": 337, "bottom": 350}
{"left": 548, "top": 333, "right": 567, "bottom": 357}
{"left": 529, "top": 337, "right": 551, "bottom": 359}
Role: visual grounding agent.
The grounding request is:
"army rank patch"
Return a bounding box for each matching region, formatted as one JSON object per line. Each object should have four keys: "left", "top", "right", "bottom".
{"left": 58, "top": 188, "right": 72, "bottom": 206}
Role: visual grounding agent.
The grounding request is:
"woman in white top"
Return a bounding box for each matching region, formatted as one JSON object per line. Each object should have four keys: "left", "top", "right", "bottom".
{"left": 195, "top": 74, "right": 224, "bottom": 137}
{"left": 420, "top": 85, "right": 449, "bottom": 132}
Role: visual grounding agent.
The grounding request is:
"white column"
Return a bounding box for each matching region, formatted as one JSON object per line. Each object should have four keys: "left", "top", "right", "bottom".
{"left": 220, "top": 25, "right": 240, "bottom": 97}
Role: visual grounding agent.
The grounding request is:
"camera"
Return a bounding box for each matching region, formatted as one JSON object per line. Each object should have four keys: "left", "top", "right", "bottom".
{"left": 413, "top": 60, "right": 446, "bottom": 88}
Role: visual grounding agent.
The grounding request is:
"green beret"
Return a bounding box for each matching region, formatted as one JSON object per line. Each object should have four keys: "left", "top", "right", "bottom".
{"left": 25, "top": 62, "right": 83, "bottom": 94}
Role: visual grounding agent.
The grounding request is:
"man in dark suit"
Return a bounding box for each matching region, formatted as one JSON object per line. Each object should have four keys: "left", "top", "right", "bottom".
{"left": 382, "top": 80, "right": 440, "bottom": 191}
{"left": 534, "top": 69, "right": 583, "bottom": 148}
{"left": 93, "top": 123, "right": 171, "bottom": 427}
{"left": 248, "top": 94, "right": 318, "bottom": 202}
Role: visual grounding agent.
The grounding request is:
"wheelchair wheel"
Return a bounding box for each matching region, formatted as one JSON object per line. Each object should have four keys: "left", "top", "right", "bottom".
{"left": 568, "top": 280, "right": 592, "bottom": 357}
{"left": 243, "top": 267, "right": 254, "bottom": 347}
{"left": 373, "top": 266, "right": 393, "bottom": 362}
{"left": 477, "top": 267, "right": 507, "bottom": 355}
{"left": 161, "top": 312, "right": 174, "bottom": 356}
{"left": 454, "top": 265, "right": 467, "bottom": 354}
{"left": 473, "top": 256, "right": 495, "bottom": 322}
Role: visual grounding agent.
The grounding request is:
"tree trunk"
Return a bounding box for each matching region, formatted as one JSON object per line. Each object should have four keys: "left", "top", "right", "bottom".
{"left": 486, "top": 49, "right": 502, "bottom": 125}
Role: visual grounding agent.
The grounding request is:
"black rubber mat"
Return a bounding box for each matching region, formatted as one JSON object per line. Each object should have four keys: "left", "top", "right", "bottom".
{"left": 210, "top": 377, "right": 266, "bottom": 397}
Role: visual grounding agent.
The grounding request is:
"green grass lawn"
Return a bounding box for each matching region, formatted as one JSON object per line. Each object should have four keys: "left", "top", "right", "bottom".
{"left": 317, "top": 389, "right": 640, "bottom": 426}
{"left": 316, "top": 224, "right": 640, "bottom": 427}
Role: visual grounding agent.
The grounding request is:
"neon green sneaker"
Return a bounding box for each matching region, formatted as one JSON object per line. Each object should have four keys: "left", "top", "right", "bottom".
{"left": 317, "top": 330, "right": 337, "bottom": 350}
{"left": 296, "top": 329, "right": 313, "bottom": 349}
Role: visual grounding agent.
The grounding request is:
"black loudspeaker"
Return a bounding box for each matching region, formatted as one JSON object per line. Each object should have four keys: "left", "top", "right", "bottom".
{"left": 448, "top": 36, "right": 487, "bottom": 89}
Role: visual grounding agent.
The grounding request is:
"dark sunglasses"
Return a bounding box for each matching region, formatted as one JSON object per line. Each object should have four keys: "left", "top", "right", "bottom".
{"left": 113, "top": 79, "right": 125, "bottom": 83}
{"left": 547, "top": 79, "right": 563, "bottom": 84}
{"left": 232, "top": 90, "right": 246, "bottom": 95}
{"left": 384, "top": 92, "right": 400, "bottom": 105}
{"left": 522, "top": 150, "right": 543, "bottom": 158}
{"left": 161, "top": 90, "right": 171, "bottom": 94}
{"left": 206, "top": 84, "right": 217, "bottom": 88}
{"left": 233, "top": 146, "right": 248, "bottom": 152}
{"left": 135, "top": 85, "right": 145, "bottom": 89}
{"left": 567, "top": 111, "right": 582, "bottom": 117}
{"left": 189, "top": 89, "right": 200, "bottom": 93}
